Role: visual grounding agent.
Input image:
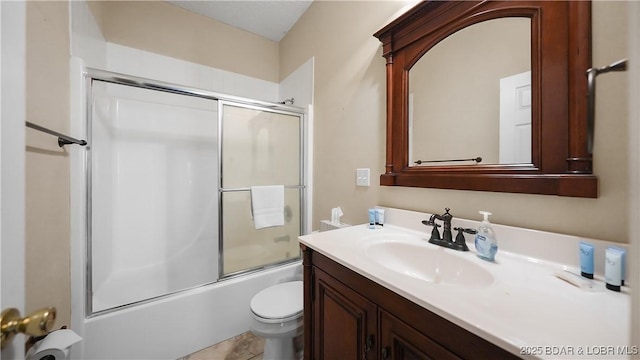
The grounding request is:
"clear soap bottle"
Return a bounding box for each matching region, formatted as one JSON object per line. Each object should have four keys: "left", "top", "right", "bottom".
{"left": 474, "top": 211, "right": 498, "bottom": 262}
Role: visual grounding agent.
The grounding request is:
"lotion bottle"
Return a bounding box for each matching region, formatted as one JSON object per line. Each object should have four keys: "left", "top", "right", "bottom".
{"left": 605, "top": 247, "right": 622, "bottom": 292}
{"left": 474, "top": 211, "right": 498, "bottom": 262}
{"left": 579, "top": 241, "right": 595, "bottom": 279}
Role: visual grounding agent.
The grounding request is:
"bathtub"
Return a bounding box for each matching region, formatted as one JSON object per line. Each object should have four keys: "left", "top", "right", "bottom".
{"left": 73, "top": 261, "right": 301, "bottom": 359}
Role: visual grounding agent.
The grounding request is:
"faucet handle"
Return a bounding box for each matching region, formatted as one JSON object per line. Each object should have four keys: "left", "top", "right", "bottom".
{"left": 453, "top": 227, "right": 476, "bottom": 251}
{"left": 422, "top": 219, "right": 441, "bottom": 241}
{"left": 456, "top": 227, "right": 477, "bottom": 235}
{"left": 421, "top": 219, "right": 440, "bottom": 227}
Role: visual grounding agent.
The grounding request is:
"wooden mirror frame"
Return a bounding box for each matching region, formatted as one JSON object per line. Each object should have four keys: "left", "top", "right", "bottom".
{"left": 374, "top": 1, "right": 597, "bottom": 198}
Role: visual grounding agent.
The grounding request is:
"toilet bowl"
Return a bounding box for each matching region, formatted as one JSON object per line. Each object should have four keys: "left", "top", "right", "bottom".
{"left": 250, "top": 280, "right": 303, "bottom": 360}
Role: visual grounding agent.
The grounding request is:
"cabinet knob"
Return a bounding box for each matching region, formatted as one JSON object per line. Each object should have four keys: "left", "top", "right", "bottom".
{"left": 365, "top": 334, "right": 375, "bottom": 352}
{"left": 382, "top": 346, "right": 390, "bottom": 359}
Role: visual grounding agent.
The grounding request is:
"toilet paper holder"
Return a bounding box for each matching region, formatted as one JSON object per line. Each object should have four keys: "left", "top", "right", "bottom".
{"left": 1, "top": 307, "right": 56, "bottom": 350}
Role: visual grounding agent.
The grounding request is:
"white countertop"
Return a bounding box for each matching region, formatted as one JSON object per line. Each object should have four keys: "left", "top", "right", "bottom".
{"left": 299, "top": 215, "right": 632, "bottom": 359}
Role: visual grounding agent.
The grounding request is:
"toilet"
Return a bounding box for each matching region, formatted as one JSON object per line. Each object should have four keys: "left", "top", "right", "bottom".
{"left": 250, "top": 281, "right": 303, "bottom": 360}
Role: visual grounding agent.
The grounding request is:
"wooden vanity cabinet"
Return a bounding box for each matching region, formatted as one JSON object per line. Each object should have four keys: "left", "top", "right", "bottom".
{"left": 379, "top": 310, "right": 460, "bottom": 360}
{"left": 313, "top": 267, "right": 378, "bottom": 359}
{"left": 302, "top": 245, "right": 520, "bottom": 360}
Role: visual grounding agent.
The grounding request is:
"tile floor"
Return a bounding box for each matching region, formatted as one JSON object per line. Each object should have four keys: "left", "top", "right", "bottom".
{"left": 180, "top": 332, "right": 265, "bottom": 360}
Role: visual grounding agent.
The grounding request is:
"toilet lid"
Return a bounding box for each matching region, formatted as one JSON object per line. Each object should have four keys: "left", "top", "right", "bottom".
{"left": 250, "top": 281, "right": 303, "bottom": 320}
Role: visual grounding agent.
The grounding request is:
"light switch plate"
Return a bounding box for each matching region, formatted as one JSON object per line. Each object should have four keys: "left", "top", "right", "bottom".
{"left": 356, "top": 168, "right": 370, "bottom": 187}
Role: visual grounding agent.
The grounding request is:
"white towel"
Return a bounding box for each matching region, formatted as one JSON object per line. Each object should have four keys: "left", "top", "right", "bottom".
{"left": 251, "top": 185, "right": 285, "bottom": 229}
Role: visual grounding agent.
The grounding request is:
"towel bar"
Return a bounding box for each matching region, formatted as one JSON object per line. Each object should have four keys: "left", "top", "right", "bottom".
{"left": 26, "top": 121, "right": 87, "bottom": 147}
{"left": 220, "top": 185, "right": 305, "bottom": 193}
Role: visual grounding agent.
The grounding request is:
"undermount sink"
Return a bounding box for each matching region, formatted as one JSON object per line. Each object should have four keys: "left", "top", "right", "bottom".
{"left": 365, "top": 239, "right": 494, "bottom": 287}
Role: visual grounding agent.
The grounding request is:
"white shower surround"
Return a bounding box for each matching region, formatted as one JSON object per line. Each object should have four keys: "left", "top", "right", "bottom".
{"left": 69, "top": 12, "right": 313, "bottom": 357}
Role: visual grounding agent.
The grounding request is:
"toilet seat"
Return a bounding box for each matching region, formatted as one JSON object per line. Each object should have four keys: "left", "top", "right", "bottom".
{"left": 250, "top": 281, "right": 303, "bottom": 324}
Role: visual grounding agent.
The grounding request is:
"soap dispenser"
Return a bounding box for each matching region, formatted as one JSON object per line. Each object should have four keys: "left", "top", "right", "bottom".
{"left": 474, "top": 211, "right": 498, "bottom": 262}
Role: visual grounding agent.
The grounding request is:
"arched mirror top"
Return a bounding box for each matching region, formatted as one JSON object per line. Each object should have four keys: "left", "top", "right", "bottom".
{"left": 374, "top": 1, "right": 597, "bottom": 198}
{"left": 404, "top": 7, "right": 539, "bottom": 70}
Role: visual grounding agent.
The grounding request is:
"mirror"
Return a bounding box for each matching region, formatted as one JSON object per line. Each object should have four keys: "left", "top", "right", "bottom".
{"left": 374, "top": 1, "right": 597, "bottom": 197}
{"left": 409, "top": 18, "right": 531, "bottom": 166}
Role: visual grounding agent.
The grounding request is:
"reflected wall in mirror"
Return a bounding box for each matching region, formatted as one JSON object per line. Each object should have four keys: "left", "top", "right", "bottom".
{"left": 375, "top": 1, "right": 597, "bottom": 197}
{"left": 409, "top": 18, "right": 531, "bottom": 166}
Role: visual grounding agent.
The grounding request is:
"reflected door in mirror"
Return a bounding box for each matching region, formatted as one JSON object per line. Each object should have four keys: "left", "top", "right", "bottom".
{"left": 499, "top": 71, "right": 532, "bottom": 164}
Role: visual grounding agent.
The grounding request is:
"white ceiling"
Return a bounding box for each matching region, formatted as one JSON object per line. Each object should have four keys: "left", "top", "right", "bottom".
{"left": 167, "top": 1, "right": 313, "bottom": 42}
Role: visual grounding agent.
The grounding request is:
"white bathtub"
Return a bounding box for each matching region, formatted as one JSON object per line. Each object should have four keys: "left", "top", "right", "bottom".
{"left": 74, "top": 261, "right": 301, "bottom": 359}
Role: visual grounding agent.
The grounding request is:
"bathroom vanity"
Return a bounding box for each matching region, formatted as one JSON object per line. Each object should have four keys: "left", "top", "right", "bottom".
{"left": 299, "top": 208, "right": 631, "bottom": 359}
{"left": 302, "top": 246, "right": 517, "bottom": 359}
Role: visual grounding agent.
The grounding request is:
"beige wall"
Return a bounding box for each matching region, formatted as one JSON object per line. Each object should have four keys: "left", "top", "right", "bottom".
{"left": 88, "top": 1, "right": 280, "bottom": 83}
{"left": 281, "top": 1, "right": 630, "bottom": 242}
{"left": 280, "top": 0, "right": 413, "bottom": 230}
{"left": 25, "top": 1, "right": 71, "bottom": 328}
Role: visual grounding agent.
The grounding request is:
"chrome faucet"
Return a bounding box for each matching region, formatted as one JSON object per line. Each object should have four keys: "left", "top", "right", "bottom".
{"left": 421, "top": 208, "right": 475, "bottom": 251}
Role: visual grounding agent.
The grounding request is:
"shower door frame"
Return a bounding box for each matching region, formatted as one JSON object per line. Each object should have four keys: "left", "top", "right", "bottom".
{"left": 83, "top": 68, "right": 306, "bottom": 317}
{"left": 217, "top": 100, "right": 306, "bottom": 278}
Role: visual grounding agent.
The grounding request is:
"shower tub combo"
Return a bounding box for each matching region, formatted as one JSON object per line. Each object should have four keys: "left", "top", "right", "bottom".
{"left": 70, "top": 65, "right": 307, "bottom": 359}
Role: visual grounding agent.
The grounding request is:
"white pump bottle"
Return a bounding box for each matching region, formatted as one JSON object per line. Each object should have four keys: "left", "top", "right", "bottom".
{"left": 474, "top": 211, "right": 498, "bottom": 262}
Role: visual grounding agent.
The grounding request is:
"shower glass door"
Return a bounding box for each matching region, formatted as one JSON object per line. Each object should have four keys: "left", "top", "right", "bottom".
{"left": 89, "top": 81, "right": 219, "bottom": 314}
{"left": 220, "top": 102, "right": 303, "bottom": 276}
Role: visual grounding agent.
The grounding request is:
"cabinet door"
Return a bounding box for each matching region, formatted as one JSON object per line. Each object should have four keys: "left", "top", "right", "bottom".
{"left": 379, "top": 310, "right": 461, "bottom": 360}
{"left": 313, "top": 268, "right": 378, "bottom": 360}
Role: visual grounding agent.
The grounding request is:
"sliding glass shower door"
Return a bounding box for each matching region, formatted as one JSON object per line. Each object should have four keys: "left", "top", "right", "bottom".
{"left": 219, "top": 102, "right": 304, "bottom": 276}
{"left": 86, "top": 71, "right": 306, "bottom": 315}
{"left": 89, "top": 80, "right": 219, "bottom": 314}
